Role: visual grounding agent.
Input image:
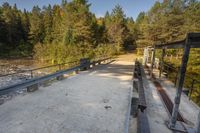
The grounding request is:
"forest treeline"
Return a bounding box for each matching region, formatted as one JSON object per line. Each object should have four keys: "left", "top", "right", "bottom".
{"left": 0, "top": 0, "right": 136, "bottom": 63}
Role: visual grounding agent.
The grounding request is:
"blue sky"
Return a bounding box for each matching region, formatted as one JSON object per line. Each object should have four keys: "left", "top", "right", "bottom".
{"left": 0, "top": 0, "right": 161, "bottom": 20}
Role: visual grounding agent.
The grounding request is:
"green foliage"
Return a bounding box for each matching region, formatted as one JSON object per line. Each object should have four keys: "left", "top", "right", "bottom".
{"left": 34, "top": 43, "right": 80, "bottom": 64}
{"left": 34, "top": 43, "right": 117, "bottom": 64}
{"left": 29, "top": 6, "right": 45, "bottom": 44}
{"left": 135, "top": 1, "right": 200, "bottom": 106}
{"left": 94, "top": 43, "right": 118, "bottom": 58}
{"left": 0, "top": 1, "right": 136, "bottom": 58}
{"left": 105, "top": 5, "right": 136, "bottom": 52}
{"left": 0, "top": 3, "right": 31, "bottom": 57}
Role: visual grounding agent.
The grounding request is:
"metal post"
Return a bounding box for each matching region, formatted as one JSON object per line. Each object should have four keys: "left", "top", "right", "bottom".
{"left": 169, "top": 34, "right": 191, "bottom": 128}
{"left": 143, "top": 48, "right": 147, "bottom": 66}
{"left": 166, "top": 67, "right": 169, "bottom": 78}
{"left": 150, "top": 46, "right": 156, "bottom": 78}
{"left": 30, "top": 70, "right": 33, "bottom": 78}
{"left": 189, "top": 79, "right": 195, "bottom": 100}
{"left": 159, "top": 48, "right": 165, "bottom": 78}
{"left": 174, "top": 72, "right": 178, "bottom": 87}
{"left": 146, "top": 47, "right": 149, "bottom": 64}
{"left": 197, "top": 112, "right": 200, "bottom": 133}
{"left": 59, "top": 64, "right": 61, "bottom": 71}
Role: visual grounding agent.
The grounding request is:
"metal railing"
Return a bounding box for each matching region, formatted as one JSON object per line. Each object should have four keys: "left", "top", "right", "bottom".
{"left": 134, "top": 60, "right": 147, "bottom": 111}
{"left": 0, "top": 57, "right": 112, "bottom": 96}
{"left": 162, "top": 62, "right": 200, "bottom": 100}
{"left": 133, "top": 60, "right": 150, "bottom": 133}
{"left": 0, "top": 60, "right": 79, "bottom": 78}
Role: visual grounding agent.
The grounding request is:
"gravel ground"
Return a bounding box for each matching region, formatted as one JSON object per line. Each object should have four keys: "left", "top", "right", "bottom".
{"left": 0, "top": 54, "right": 135, "bottom": 133}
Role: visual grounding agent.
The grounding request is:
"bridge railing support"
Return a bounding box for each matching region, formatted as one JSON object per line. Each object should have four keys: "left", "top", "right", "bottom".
{"left": 143, "top": 32, "right": 200, "bottom": 132}
{"left": 159, "top": 48, "right": 166, "bottom": 78}
{"left": 56, "top": 74, "right": 64, "bottom": 81}
{"left": 27, "top": 84, "right": 39, "bottom": 92}
{"left": 143, "top": 47, "right": 149, "bottom": 66}
{"left": 169, "top": 34, "right": 191, "bottom": 129}
{"left": 150, "top": 46, "right": 155, "bottom": 78}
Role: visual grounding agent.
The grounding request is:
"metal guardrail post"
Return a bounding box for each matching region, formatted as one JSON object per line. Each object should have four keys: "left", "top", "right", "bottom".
{"left": 27, "top": 84, "right": 39, "bottom": 92}
{"left": 58, "top": 64, "right": 61, "bottom": 70}
{"left": 189, "top": 79, "right": 195, "bottom": 100}
{"left": 159, "top": 48, "right": 165, "bottom": 78}
{"left": 150, "top": 46, "right": 155, "bottom": 78}
{"left": 174, "top": 71, "right": 178, "bottom": 87}
{"left": 30, "top": 70, "right": 33, "bottom": 78}
{"left": 74, "top": 69, "right": 79, "bottom": 74}
{"left": 166, "top": 66, "right": 169, "bottom": 78}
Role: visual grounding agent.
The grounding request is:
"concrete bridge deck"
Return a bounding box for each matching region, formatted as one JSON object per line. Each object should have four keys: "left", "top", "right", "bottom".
{"left": 0, "top": 54, "right": 135, "bottom": 133}
{"left": 1, "top": 53, "right": 199, "bottom": 133}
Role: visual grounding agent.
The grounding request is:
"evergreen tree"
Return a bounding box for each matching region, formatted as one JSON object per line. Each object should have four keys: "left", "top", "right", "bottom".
{"left": 43, "top": 5, "right": 53, "bottom": 43}
{"left": 51, "top": 5, "right": 63, "bottom": 43}
{"left": 21, "top": 9, "right": 30, "bottom": 42}
{"left": 106, "top": 5, "right": 128, "bottom": 52}
{"left": 29, "top": 6, "right": 44, "bottom": 44}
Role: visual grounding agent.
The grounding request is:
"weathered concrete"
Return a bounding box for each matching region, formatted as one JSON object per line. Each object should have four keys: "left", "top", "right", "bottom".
{"left": 145, "top": 66, "right": 200, "bottom": 133}
{"left": 0, "top": 54, "right": 135, "bottom": 133}
{"left": 142, "top": 67, "right": 173, "bottom": 133}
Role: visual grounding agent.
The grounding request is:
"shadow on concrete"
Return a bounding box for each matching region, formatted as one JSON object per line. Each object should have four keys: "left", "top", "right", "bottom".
{"left": 88, "top": 60, "right": 134, "bottom": 82}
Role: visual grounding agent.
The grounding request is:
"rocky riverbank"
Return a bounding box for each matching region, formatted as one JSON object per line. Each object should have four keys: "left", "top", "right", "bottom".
{"left": 0, "top": 59, "right": 46, "bottom": 105}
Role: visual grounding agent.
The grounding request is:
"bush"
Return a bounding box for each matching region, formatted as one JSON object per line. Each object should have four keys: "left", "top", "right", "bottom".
{"left": 34, "top": 42, "right": 118, "bottom": 64}
{"left": 94, "top": 43, "right": 118, "bottom": 59}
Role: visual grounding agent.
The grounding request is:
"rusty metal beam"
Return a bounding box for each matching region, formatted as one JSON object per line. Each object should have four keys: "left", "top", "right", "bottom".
{"left": 169, "top": 34, "right": 191, "bottom": 129}
{"left": 155, "top": 40, "right": 185, "bottom": 49}
{"left": 155, "top": 33, "right": 200, "bottom": 49}
{"left": 188, "top": 33, "right": 200, "bottom": 48}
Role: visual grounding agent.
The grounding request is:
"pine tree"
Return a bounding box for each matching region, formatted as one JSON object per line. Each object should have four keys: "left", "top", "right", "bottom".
{"left": 51, "top": 5, "right": 63, "bottom": 43}
{"left": 29, "top": 6, "right": 44, "bottom": 44}
{"left": 43, "top": 5, "right": 53, "bottom": 43}
{"left": 21, "top": 9, "right": 30, "bottom": 42}
{"left": 106, "top": 5, "right": 128, "bottom": 52}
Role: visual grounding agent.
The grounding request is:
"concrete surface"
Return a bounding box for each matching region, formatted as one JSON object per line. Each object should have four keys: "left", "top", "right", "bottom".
{"left": 144, "top": 66, "right": 200, "bottom": 133}
{"left": 143, "top": 68, "right": 173, "bottom": 133}
{"left": 0, "top": 54, "right": 135, "bottom": 133}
